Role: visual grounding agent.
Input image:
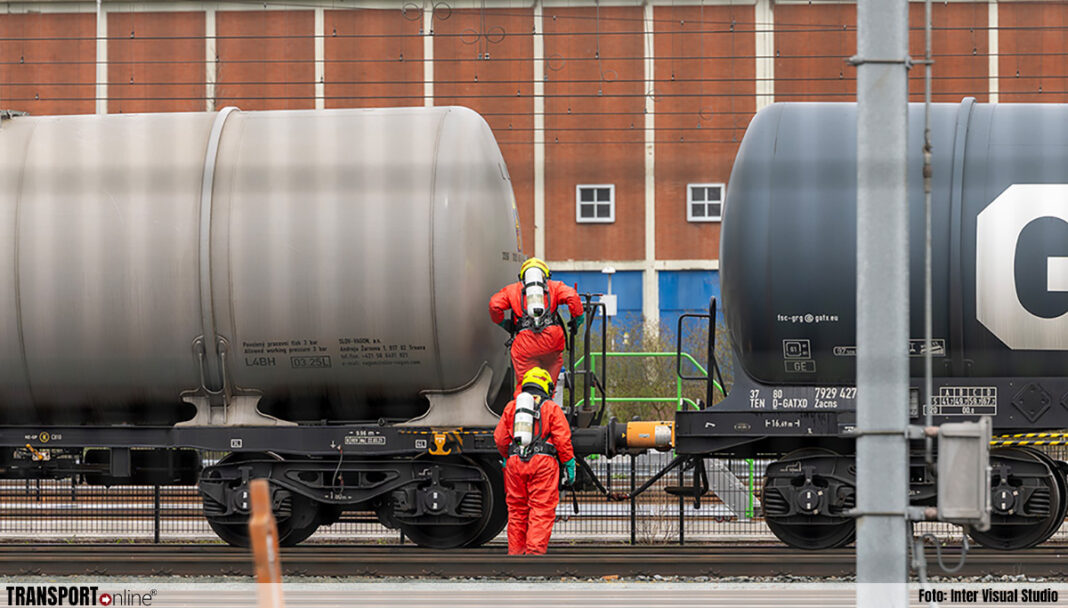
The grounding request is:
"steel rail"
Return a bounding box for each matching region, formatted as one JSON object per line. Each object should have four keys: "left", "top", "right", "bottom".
{"left": 0, "top": 544, "right": 1065, "bottom": 579}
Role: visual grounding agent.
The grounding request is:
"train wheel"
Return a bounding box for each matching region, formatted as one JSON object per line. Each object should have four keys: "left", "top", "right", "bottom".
{"left": 394, "top": 456, "right": 503, "bottom": 549}
{"left": 1020, "top": 448, "right": 1068, "bottom": 547}
{"left": 969, "top": 447, "right": 1065, "bottom": 551}
{"left": 205, "top": 498, "right": 321, "bottom": 547}
{"left": 765, "top": 517, "right": 855, "bottom": 550}
{"left": 763, "top": 447, "right": 856, "bottom": 550}
{"left": 201, "top": 452, "right": 322, "bottom": 548}
{"left": 463, "top": 457, "right": 507, "bottom": 547}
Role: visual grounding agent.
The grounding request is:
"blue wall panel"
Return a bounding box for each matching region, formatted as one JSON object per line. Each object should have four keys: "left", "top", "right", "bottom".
{"left": 658, "top": 270, "right": 720, "bottom": 332}
{"left": 534, "top": 270, "right": 719, "bottom": 332}
{"left": 553, "top": 270, "right": 643, "bottom": 330}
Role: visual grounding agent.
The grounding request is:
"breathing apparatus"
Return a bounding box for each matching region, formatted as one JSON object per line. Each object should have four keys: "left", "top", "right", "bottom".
{"left": 519, "top": 258, "right": 552, "bottom": 331}
{"left": 511, "top": 367, "right": 557, "bottom": 461}
{"left": 512, "top": 391, "right": 538, "bottom": 449}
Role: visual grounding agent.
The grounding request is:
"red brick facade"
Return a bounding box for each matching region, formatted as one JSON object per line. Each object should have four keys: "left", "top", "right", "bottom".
{"left": 0, "top": 1, "right": 1048, "bottom": 264}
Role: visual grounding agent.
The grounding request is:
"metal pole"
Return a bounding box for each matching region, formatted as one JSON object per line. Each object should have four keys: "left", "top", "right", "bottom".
{"left": 153, "top": 485, "right": 161, "bottom": 544}
{"left": 856, "top": 0, "right": 910, "bottom": 605}
{"left": 248, "top": 479, "right": 285, "bottom": 608}
{"left": 707, "top": 298, "right": 716, "bottom": 407}
{"left": 922, "top": 0, "right": 935, "bottom": 468}
{"left": 629, "top": 455, "right": 636, "bottom": 546}
{"left": 677, "top": 466, "right": 684, "bottom": 546}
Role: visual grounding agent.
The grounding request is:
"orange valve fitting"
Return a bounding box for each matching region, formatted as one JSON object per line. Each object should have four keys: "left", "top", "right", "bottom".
{"left": 623, "top": 421, "right": 675, "bottom": 450}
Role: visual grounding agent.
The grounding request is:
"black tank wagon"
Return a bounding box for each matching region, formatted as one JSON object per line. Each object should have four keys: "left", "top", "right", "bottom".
{"left": 675, "top": 99, "right": 1068, "bottom": 550}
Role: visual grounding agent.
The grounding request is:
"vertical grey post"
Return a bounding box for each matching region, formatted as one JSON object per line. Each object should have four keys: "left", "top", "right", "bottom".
{"left": 154, "top": 485, "right": 162, "bottom": 544}
{"left": 630, "top": 455, "right": 637, "bottom": 545}
{"left": 856, "top": 0, "right": 909, "bottom": 605}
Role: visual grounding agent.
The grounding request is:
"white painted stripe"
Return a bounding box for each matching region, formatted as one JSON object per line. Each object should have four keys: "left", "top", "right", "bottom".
{"left": 643, "top": 0, "right": 658, "bottom": 328}
{"left": 988, "top": 0, "right": 998, "bottom": 103}
{"left": 423, "top": 4, "right": 433, "bottom": 107}
{"left": 654, "top": 258, "right": 720, "bottom": 271}
{"left": 205, "top": 8, "right": 216, "bottom": 111}
{"left": 1048, "top": 257, "right": 1068, "bottom": 292}
{"left": 95, "top": 0, "right": 106, "bottom": 114}
{"left": 315, "top": 7, "right": 325, "bottom": 110}
{"left": 754, "top": 0, "right": 774, "bottom": 111}
{"left": 533, "top": 0, "right": 545, "bottom": 258}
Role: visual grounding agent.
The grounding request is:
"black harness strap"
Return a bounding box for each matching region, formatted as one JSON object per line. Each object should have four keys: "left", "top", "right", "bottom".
{"left": 515, "top": 281, "right": 562, "bottom": 334}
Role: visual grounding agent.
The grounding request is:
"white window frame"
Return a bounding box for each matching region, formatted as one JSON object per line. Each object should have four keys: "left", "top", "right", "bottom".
{"left": 575, "top": 184, "right": 615, "bottom": 224}
{"left": 687, "top": 182, "right": 725, "bottom": 223}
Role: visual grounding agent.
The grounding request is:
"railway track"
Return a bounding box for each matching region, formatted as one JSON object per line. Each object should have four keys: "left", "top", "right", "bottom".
{"left": 0, "top": 544, "right": 1066, "bottom": 578}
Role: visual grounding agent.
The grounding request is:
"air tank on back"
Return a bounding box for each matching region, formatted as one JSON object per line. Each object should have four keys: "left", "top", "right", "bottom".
{"left": 0, "top": 106, "right": 520, "bottom": 424}
{"left": 721, "top": 100, "right": 1068, "bottom": 386}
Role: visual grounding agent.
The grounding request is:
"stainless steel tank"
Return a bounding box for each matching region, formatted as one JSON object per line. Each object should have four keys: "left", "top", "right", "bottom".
{"left": 0, "top": 106, "right": 520, "bottom": 424}
{"left": 722, "top": 100, "right": 1068, "bottom": 385}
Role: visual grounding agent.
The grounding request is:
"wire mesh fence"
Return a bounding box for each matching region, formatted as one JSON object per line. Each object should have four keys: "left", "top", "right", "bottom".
{"left": 3, "top": 447, "right": 1063, "bottom": 546}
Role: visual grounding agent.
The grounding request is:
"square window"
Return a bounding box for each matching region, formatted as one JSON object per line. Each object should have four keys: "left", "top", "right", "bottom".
{"left": 687, "top": 182, "right": 724, "bottom": 223}
{"left": 576, "top": 185, "right": 615, "bottom": 223}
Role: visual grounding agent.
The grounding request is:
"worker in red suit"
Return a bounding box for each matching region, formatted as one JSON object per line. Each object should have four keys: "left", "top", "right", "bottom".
{"left": 488, "top": 258, "right": 584, "bottom": 394}
{"left": 494, "top": 367, "right": 576, "bottom": 555}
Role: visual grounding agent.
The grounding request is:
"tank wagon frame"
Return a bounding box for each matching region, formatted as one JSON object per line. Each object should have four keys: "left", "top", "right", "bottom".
{"left": 663, "top": 298, "right": 1068, "bottom": 551}
{"left": 0, "top": 406, "right": 622, "bottom": 549}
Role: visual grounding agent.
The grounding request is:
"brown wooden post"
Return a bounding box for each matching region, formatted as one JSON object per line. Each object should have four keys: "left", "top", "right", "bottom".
{"left": 248, "top": 478, "right": 284, "bottom": 608}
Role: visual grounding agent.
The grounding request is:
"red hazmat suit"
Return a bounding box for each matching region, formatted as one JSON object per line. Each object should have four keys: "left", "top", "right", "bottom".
{"left": 488, "top": 280, "right": 584, "bottom": 392}
{"left": 493, "top": 396, "right": 574, "bottom": 555}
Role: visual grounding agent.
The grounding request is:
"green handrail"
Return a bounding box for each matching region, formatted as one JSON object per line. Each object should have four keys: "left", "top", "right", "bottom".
{"left": 569, "top": 349, "right": 756, "bottom": 520}
{"left": 747, "top": 458, "right": 755, "bottom": 519}
{"left": 571, "top": 351, "right": 724, "bottom": 411}
{"left": 572, "top": 396, "right": 702, "bottom": 410}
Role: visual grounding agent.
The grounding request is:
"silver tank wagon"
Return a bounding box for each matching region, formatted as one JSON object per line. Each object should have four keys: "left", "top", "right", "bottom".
{"left": 0, "top": 106, "right": 520, "bottom": 426}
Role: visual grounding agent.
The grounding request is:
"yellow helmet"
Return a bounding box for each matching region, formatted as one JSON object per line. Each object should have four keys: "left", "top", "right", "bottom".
{"left": 520, "top": 367, "right": 553, "bottom": 395}
{"left": 519, "top": 257, "right": 550, "bottom": 280}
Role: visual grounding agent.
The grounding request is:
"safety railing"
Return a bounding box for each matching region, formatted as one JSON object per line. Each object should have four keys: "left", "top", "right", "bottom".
{"left": 565, "top": 294, "right": 609, "bottom": 429}
{"left": 570, "top": 351, "right": 724, "bottom": 411}
{"left": 677, "top": 297, "right": 727, "bottom": 408}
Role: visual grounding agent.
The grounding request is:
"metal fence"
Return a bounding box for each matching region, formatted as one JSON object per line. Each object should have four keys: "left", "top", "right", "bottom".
{"left": 1, "top": 447, "right": 1065, "bottom": 545}
{"left": 0, "top": 451, "right": 764, "bottom": 545}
